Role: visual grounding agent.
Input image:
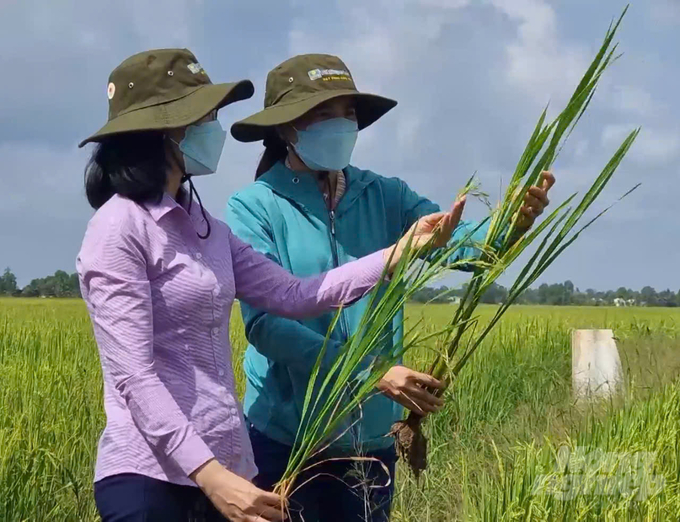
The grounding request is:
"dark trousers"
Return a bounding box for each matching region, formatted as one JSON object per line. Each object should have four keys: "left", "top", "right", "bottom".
{"left": 94, "top": 473, "right": 228, "bottom": 522}
{"left": 248, "top": 422, "right": 396, "bottom": 522}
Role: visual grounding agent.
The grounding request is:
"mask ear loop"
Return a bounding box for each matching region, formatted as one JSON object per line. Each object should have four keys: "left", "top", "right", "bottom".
{"left": 181, "top": 173, "right": 211, "bottom": 239}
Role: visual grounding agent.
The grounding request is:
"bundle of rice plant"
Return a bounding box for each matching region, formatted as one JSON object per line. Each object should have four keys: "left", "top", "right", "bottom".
{"left": 275, "top": 4, "right": 638, "bottom": 506}
{"left": 390, "top": 5, "right": 639, "bottom": 476}
{"left": 273, "top": 215, "right": 489, "bottom": 504}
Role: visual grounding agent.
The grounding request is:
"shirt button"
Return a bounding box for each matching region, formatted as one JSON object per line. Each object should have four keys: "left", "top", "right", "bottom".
{"left": 194, "top": 252, "right": 202, "bottom": 260}
{"left": 212, "top": 327, "right": 219, "bottom": 335}
{"left": 218, "top": 369, "right": 225, "bottom": 377}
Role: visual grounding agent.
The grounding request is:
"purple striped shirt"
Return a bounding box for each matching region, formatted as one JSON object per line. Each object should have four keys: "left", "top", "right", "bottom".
{"left": 76, "top": 193, "right": 386, "bottom": 486}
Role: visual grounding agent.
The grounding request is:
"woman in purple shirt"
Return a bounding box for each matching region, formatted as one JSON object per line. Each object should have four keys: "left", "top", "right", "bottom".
{"left": 76, "top": 49, "right": 464, "bottom": 522}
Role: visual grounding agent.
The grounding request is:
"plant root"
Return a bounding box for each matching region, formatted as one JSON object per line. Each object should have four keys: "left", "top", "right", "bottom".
{"left": 389, "top": 414, "right": 428, "bottom": 478}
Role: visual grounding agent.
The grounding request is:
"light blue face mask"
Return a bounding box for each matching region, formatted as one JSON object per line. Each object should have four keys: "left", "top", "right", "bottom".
{"left": 174, "top": 120, "right": 227, "bottom": 176}
{"left": 293, "top": 117, "right": 359, "bottom": 171}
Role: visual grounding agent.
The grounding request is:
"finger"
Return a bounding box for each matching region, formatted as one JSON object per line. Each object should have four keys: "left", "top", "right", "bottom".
{"left": 449, "top": 196, "right": 466, "bottom": 229}
{"left": 523, "top": 193, "right": 544, "bottom": 210}
{"left": 253, "top": 506, "right": 286, "bottom": 522}
{"left": 405, "top": 385, "right": 445, "bottom": 408}
{"left": 521, "top": 206, "right": 536, "bottom": 218}
{"left": 433, "top": 211, "right": 454, "bottom": 245}
{"left": 411, "top": 395, "right": 440, "bottom": 413}
{"left": 252, "top": 502, "right": 287, "bottom": 522}
{"left": 258, "top": 491, "right": 285, "bottom": 506}
{"left": 248, "top": 514, "right": 285, "bottom": 522}
{"left": 521, "top": 205, "right": 543, "bottom": 220}
{"left": 410, "top": 370, "right": 446, "bottom": 390}
{"left": 419, "top": 212, "right": 447, "bottom": 226}
{"left": 541, "top": 171, "right": 556, "bottom": 192}
{"left": 397, "top": 393, "right": 437, "bottom": 414}
{"left": 528, "top": 186, "right": 549, "bottom": 206}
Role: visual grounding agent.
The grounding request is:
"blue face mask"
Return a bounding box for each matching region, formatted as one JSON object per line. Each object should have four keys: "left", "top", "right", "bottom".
{"left": 293, "top": 117, "right": 359, "bottom": 171}
{"left": 174, "top": 120, "right": 227, "bottom": 176}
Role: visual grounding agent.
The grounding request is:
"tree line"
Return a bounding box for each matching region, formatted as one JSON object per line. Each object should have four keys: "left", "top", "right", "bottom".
{"left": 1, "top": 267, "right": 679, "bottom": 307}
{"left": 0, "top": 268, "right": 81, "bottom": 298}
{"left": 410, "top": 280, "right": 680, "bottom": 307}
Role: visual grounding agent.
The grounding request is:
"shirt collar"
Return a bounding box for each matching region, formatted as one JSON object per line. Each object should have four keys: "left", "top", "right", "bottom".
{"left": 144, "top": 192, "right": 187, "bottom": 222}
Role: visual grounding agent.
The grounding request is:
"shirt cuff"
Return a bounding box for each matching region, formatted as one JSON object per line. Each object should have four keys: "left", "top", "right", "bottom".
{"left": 168, "top": 431, "right": 215, "bottom": 477}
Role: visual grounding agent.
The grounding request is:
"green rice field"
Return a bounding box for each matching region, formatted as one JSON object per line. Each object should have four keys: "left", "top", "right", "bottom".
{"left": 1, "top": 298, "right": 679, "bottom": 521}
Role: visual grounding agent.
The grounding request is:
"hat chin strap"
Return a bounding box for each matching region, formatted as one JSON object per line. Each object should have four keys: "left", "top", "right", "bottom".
{"left": 166, "top": 135, "right": 211, "bottom": 239}
{"left": 185, "top": 176, "right": 212, "bottom": 240}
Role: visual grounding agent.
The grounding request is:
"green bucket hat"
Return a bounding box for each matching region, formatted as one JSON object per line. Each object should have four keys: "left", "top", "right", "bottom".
{"left": 79, "top": 48, "right": 254, "bottom": 148}
{"left": 231, "top": 54, "right": 397, "bottom": 143}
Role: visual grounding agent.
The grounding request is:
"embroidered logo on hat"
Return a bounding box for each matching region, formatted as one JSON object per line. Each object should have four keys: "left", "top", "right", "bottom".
{"left": 187, "top": 62, "right": 203, "bottom": 74}
{"left": 307, "top": 68, "right": 351, "bottom": 81}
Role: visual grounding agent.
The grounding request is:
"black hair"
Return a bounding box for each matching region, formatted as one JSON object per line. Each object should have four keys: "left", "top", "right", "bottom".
{"left": 255, "top": 133, "right": 288, "bottom": 179}
{"left": 84, "top": 132, "right": 167, "bottom": 210}
{"left": 84, "top": 131, "right": 212, "bottom": 239}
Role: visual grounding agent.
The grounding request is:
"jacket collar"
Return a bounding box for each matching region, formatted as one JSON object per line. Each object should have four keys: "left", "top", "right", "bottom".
{"left": 257, "top": 162, "right": 376, "bottom": 217}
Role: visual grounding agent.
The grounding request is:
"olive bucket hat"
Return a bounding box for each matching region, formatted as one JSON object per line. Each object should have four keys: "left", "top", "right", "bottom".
{"left": 79, "top": 48, "right": 254, "bottom": 148}
{"left": 230, "top": 54, "right": 397, "bottom": 142}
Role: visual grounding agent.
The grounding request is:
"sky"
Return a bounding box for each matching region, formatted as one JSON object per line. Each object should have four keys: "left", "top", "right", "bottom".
{"left": 1, "top": 0, "right": 678, "bottom": 291}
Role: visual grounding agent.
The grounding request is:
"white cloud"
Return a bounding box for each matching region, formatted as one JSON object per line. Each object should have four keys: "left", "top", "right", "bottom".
{"left": 488, "top": 0, "right": 589, "bottom": 105}
{"left": 602, "top": 124, "right": 680, "bottom": 165}
{"left": 610, "top": 85, "right": 656, "bottom": 116}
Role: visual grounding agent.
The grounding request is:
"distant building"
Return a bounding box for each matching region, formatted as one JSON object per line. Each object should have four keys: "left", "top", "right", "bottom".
{"left": 614, "top": 298, "right": 626, "bottom": 307}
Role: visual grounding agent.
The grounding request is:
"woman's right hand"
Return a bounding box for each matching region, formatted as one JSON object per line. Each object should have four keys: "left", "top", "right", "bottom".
{"left": 384, "top": 196, "right": 467, "bottom": 272}
{"left": 191, "top": 459, "right": 286, "bottom": 521}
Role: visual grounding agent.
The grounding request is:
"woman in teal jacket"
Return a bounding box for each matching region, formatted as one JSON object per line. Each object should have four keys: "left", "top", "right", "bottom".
{"left": 226, "top": 54, "right": 554, "bottom": 522}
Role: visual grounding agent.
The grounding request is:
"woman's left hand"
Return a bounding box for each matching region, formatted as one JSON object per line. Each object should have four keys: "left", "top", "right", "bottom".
{"left": 378, "top": 365, "right": 445, "bottom": 415}
{"left": 516, "top": 171, "right": 556, "bottom": 231}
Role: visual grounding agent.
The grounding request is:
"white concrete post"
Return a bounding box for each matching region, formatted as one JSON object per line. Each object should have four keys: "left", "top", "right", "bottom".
{"left": 572, "top": 329, "right": 624, "bottom": 400}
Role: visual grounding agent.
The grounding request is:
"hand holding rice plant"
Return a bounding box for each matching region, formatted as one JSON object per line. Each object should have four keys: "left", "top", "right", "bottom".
{"left": 274, "top": 4, "right": 639, "bottom": 510}
{"left": 384, "top": 196, "right": 467, "bottom": 272}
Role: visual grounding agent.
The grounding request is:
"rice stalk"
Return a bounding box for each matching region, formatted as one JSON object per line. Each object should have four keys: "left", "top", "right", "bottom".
{"left": 390, "top": 5, "right": 640, "bottom": 477}
{"left": 273, "top": 212, "right": 489, "bottom": 504}
{"left": 274, "top": 4, "right": 639, "bottom": 508}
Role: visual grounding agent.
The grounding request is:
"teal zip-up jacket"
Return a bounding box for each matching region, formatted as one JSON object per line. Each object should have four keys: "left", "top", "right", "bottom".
{"left": 226, "top": 162, "right": 488, "bottom": 454}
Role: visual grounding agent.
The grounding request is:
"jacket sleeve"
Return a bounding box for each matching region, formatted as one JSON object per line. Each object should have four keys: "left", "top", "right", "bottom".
{"left": 399, "top": 178, "right": 490, "bottom": 268}
{"left": 225, "top": 195, "right": 350, "bottom": 372}
{"left": 77, "top": 216, "right": 214, "bottom": 477}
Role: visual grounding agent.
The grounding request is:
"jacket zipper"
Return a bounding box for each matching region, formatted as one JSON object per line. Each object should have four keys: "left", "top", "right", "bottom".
{"left": 328, "top": 209, "right": 351, "bottom": 341}
{"left": 328, "top": 206, "right": 362, "bottom": 447}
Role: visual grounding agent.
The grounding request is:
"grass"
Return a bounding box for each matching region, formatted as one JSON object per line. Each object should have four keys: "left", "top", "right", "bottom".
{"left": 1, "top": 298, "right": 679, "bottom": 520}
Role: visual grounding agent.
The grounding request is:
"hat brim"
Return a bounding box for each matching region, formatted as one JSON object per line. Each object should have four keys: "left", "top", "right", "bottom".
{"left": 78, "top": 80, "right": 254, "bottom": 148}
{"left": 230, "top": 90, "right": 397, "bottom": 143}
